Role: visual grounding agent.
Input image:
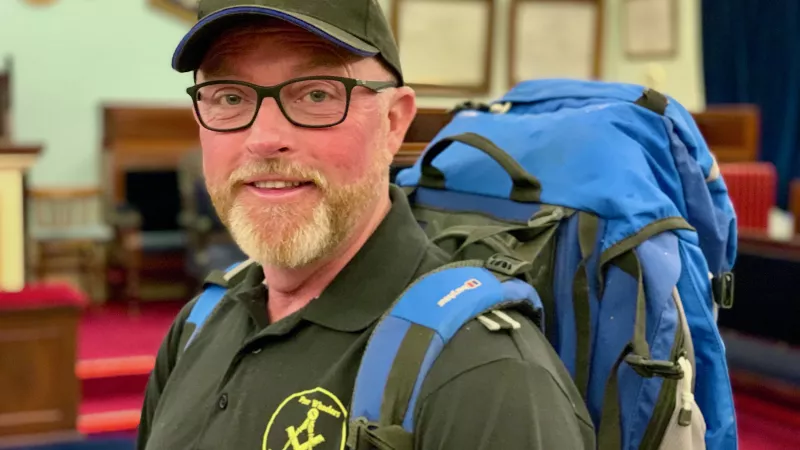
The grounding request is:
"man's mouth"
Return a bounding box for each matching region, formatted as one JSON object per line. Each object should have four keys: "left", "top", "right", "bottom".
{"left": 249, "top": 180, "right": 313, "bottom": 189}
{"left": 242, "top": 179, "right": 316, "bottom": 200}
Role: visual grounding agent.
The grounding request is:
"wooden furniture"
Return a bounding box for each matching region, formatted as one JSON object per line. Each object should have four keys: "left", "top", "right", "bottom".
{"left": 0, "top": 284, "right": 86, "bottom": 444}
{"left": 790, "top": 179, "right": 800, "bottom": 236}
{"left": 0, "top": 57, "right": 11, "bottom": 144}
{"left": 0, "top": 72, "right": 9, "bottom": 143}
{"left": 28, "top": 188, "right": 113, "bottom": 302}
{"left": 102, "top": 105, "right": 198, "bottom": 205}
{"left": 693, "top": 104, "right": 760, "bottom": 163}
{"left": 101, "top": 105, "right": 200, "bottom": 302}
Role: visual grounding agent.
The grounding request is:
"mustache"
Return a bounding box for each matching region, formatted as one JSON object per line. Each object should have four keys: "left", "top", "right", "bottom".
{"left": 228, "top": 160, "right": 327, "bottom": 188}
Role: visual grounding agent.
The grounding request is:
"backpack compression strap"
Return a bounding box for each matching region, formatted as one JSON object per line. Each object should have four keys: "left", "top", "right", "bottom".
{"left": 183, "top": 259, "right": 254, "bottom": 349}
{"left": 347, "top": 264, "right": 543, "bottom": 450}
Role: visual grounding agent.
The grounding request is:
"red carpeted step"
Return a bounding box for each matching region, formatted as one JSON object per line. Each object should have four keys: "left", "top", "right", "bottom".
{"left": 735, "top": 392, "right": 800, "bottom": 449}
{"left": 78, "top": 392, "right": 143, "bottom": 435}
{"left": 81, "top": 373, "right": 150, "bottom": 403}
{"left": 78, "top": 302, "right": 183, "bottom": 361}
{"left": 76, "top": 301, "right": 184, "bottom": 436}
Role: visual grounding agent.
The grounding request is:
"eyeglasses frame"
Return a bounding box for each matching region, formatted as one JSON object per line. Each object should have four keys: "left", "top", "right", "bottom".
{"left": 186, "top": 75, "right": 397, "bottom": 132}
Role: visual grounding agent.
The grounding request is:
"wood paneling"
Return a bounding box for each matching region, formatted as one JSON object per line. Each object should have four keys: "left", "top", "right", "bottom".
{"left": 0, "top": 307, "right": 81, "bottom": 438}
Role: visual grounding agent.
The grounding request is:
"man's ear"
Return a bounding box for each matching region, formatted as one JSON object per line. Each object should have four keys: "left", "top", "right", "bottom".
{"left": 384, "top": 86, "right": 417, "bottom": 158}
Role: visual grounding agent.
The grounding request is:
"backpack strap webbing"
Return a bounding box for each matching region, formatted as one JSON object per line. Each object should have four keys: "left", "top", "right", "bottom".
{"left": 573, "top": 211, "right": 600, "bottom": 400}
{"left": 347, "top": 264, "right": 543, "bottom": 450}
{"left": 183, "top": 259, "right": 254, "bottom": 350}
{"left": 597, "top": 251, "right": 685, "bottom": 450}
{"left": 634, "top": 88, "right": 669, "bottom": 115}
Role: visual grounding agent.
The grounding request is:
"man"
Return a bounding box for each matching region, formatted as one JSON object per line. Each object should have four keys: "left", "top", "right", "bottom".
{"left": 137, "top": 1, "right": 595, "bottom": 449}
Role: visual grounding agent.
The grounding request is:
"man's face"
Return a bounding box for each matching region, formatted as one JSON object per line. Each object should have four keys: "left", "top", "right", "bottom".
{"left": 195, "top": 23, "right": 408, "bottom": 269}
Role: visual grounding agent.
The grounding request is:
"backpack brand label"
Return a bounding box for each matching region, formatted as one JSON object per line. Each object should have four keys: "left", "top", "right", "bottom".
{"left": 437, "top": 278, "right": 482, "bottom": 307}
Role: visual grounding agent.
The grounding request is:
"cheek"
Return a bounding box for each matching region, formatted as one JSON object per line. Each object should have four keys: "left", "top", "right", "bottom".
{"left": 313, "top": 114, "right": 386, "bottom": 182}
{"left": 199, "top": 131, "right": 241, "bottom": 184}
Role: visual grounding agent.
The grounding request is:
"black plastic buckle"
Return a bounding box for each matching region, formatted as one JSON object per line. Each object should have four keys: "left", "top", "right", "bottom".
{"left": 347, "top": 417, "right": 378, "bottom": 450}
{"left": 624, "top": 354, "right": 684, "bottom": 380}
{"left": 448, "top": 101, "right": 491, "bottom": 115}
{"left": 712, "top": 271, "right": 735, "bottom": 309}
{"left": 485, "top": 253, "right": 532, "bottom": 277}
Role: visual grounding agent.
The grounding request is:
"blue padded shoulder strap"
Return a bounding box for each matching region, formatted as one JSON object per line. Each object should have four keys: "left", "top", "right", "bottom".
{"left": 350, "top": 265, "right": 542, "bottom": 437}
{"left": 184, "top": 260, "right": 253, "bottom": 349}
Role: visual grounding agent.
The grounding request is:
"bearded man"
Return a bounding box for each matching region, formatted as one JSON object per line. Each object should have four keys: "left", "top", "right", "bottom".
{"left": 136, "top": 1, "right": 594, "bottom": 449}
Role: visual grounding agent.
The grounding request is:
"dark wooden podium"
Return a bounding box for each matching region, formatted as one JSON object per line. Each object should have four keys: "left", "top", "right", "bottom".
{"left": 0, "top": 284, "right": 87, "bottom": 444}
{"left": 0, "top": 144, "right": 89, "bottom": 445}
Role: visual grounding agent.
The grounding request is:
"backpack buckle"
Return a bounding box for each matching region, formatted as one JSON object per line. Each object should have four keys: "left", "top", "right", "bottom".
{"left": 448, "top": 101, "right": 491, "bottom": 115}
{"left": 485, "top": 253, "right": 532, "bottom": 277}
{"left": 624, "top": 354, "right": 684, "bottom": 380}
{"left": 712, "top": 271, "right": 735, "bottom": 309}
{"left": 347, "top": 417, "right": 378, "bottom": 450}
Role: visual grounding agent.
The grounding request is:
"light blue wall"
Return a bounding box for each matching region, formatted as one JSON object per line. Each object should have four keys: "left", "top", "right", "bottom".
{"left": 0, "top": 0, "right": 194, "bottom": 187}
{"left": 1, "top": 0, "right": 704, "bottom": 188}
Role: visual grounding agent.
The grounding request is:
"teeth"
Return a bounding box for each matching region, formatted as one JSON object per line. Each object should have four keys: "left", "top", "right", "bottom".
{"left": 253, "top": 181, "right": 304, "bottom": 189}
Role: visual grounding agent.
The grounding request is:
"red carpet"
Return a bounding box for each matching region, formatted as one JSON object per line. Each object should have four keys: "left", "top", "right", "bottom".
{"left": 736, "top": 392, "right": 800, "bottom": 449}
{"left": 78, "top": 302, "right": 182, "bottom": 360}
{"left": 76, "top": 301, "right": 183, "bottom": 435}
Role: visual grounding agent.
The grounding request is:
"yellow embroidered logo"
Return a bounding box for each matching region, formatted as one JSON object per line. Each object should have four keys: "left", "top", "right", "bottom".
{"left": 263, "top": 387, "right": 348, "bottom": 450}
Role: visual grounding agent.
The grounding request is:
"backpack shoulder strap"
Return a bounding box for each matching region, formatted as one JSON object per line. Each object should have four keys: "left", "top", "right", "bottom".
{"left": 183, "top": 259, "right": 255, "bottom": 350}
{"left": 347, "top": 263, "right": 542, "bottom": 450}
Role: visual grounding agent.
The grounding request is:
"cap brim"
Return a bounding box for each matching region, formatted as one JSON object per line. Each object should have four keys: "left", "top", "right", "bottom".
{"left": 172, "top": 6, "right": 380, "bottom": 72}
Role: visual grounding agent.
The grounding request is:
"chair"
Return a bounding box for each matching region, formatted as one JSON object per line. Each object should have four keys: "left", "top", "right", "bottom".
{"left": 27, "top": 188, "right": 114, "bottom": 302}
{"left": 177, "top": 150, "right": 246, "bottom": 286}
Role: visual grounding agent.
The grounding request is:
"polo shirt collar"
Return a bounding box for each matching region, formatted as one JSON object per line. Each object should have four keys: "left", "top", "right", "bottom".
{"left": 302, "top": 185, "right": 431, "bottom": 331}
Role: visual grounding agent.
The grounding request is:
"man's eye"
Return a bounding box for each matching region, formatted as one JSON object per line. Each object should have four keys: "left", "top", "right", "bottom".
{"left": 223, "top": 94, "right": 242, "bottom": 105}
{"left": 308, "top": 91, "right": 329, "bottom": 102}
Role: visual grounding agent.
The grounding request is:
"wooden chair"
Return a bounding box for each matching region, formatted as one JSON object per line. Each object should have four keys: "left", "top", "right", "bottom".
{"left": 27, "top": 188, "right": 113, "bottom": 302}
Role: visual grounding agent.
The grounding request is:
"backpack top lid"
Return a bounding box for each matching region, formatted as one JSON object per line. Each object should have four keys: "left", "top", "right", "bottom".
{"left": 396, "top": 79, "right": 737, "bottom": 274}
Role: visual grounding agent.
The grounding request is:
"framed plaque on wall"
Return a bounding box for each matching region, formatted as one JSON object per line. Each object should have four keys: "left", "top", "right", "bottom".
{"left": 622, "top": 0, "right": 678, "bottom": 58}
{"left": 390, "top": 0, "right": 496, "bottom": 96}
{"left": 508, "top": 0, "right": 604, "bottom": 86}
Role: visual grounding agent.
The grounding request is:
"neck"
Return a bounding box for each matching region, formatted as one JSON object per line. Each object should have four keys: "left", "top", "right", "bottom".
{"left": 263, "top": 192, "right": 392, "bottom": 323}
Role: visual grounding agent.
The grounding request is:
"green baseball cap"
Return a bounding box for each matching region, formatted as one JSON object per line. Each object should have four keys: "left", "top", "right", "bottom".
{"left": 171, "top": 0, "right": 404, "bottom": 85}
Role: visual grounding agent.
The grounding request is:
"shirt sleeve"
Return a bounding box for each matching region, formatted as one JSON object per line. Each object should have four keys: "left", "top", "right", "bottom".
{"left": 413, "top": 357, "right": 596, "bottom": 450}
{"left": 136, "top": 304, "right": 192, "bottom": 450}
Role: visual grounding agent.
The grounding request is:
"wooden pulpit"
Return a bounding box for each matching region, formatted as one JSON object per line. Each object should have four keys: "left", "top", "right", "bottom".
{"left": 0, "top": 145, "right": 87, "bottom": 444}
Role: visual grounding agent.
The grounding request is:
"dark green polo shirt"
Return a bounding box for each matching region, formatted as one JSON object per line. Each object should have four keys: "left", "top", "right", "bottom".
{"left": 137, "top": 185, "right": 595, "bottom": 450}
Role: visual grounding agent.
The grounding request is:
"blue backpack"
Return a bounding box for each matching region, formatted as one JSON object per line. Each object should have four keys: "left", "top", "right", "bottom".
{"left": 185, "top": 79, "right": 739, "bottom": 450}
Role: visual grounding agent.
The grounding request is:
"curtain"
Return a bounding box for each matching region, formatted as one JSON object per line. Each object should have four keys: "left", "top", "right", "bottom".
{"left": 701, "top": 0, "right": 800, "bottom": 208}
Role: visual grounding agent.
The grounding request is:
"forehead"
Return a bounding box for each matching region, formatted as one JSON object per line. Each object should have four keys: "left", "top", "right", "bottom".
{"left": 198, "top": 21, "right": 358, "bottom": 82}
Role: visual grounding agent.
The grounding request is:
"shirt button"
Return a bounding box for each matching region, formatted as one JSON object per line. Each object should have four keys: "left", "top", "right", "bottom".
{"left": 218, "top": 394, "right": 228, "bottom": 410}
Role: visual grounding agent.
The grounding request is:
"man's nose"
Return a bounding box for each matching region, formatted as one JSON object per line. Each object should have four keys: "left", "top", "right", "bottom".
{"left": 244, "top": 98, "right": 292, "bottom": 158}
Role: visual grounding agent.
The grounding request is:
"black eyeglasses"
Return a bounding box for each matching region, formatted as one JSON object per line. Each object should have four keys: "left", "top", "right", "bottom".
{"left": 186, "top": 76, "right": 397, "bottom": 132}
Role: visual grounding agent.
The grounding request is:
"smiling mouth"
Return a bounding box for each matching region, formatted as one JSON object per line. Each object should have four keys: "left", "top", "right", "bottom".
{"left": 248, "top": 180, "right": 314, "bottom": 189}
